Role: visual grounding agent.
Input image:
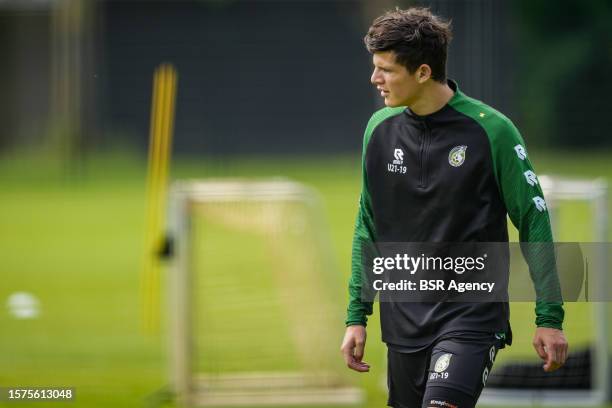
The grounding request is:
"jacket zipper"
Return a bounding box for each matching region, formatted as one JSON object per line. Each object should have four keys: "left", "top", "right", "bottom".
{"left": 418, "top": 120, "right": 430, "bottom": 188}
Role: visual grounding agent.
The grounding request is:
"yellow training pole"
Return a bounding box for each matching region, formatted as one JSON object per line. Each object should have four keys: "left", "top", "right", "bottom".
{"left": 142, "top": 64, "right": 178, "bottom": 332}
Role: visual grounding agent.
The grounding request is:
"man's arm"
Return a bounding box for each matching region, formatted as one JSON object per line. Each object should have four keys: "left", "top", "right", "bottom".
{"left": 345, "top": 191, "right": 376, "bottom": 327}
{"left": 342, "top": 108, "right": 403, "bottom": 372}
{"left": 341, "top": 189, "right": 376, "bottom": 372}
{"left": 342, "top": 131, "right": 376, "bottom": 373}
{"left": 489, "top": 117, "right": 568, "bottom": 371}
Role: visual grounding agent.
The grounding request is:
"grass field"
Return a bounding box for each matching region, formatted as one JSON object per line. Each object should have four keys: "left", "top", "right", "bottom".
{"left": 0, "top": 150, "right": 611, "bottom": 407}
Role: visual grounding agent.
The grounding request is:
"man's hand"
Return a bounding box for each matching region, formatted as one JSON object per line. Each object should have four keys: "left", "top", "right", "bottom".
{"left": 340, "top": 325, "right": 370, "bottom": 372}
{"left": 533, "top": 327, "right": 568, "bottom": 372}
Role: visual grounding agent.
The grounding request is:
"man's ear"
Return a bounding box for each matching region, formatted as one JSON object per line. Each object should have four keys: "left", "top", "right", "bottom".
{"left": 416, "top": 64, "right": 432, "bottom": 83}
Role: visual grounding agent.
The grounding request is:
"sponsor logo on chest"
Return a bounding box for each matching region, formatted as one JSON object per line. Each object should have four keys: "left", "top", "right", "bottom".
{"left": 387, "top": 147, "right": 407, "bottom": 174}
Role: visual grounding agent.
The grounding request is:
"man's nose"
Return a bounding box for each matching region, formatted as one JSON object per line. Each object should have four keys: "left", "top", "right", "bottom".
{"left": 371, "top": 69, "right": 381, "bottom": 85}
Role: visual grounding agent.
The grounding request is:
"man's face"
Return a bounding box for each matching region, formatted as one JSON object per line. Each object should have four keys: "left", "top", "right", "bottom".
{"left": 370, "top": 51, "right": 421, "bottom": 107}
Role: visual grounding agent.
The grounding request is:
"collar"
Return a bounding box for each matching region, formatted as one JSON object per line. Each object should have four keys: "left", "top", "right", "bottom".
{"left": 404, "top": 79, "right": 461, "bottom": 124}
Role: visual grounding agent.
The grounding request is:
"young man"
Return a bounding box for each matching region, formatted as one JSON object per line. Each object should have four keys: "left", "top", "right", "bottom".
{"left": 340, "top": 8, "right": 568, "bottom": 408}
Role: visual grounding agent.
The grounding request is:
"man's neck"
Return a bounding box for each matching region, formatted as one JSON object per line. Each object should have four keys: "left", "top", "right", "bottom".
{"left": 409, "top": 80, "right": 455, "bottom": 116}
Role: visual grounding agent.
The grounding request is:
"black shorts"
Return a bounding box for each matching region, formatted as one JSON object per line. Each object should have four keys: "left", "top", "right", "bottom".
{"left": 387, "top": 332, "right": 505, "bottom": 408}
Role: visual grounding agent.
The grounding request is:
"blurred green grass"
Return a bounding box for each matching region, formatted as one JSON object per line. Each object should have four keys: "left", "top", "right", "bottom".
{"left": 0, "top": 149, "right": 611, "bottom": 407}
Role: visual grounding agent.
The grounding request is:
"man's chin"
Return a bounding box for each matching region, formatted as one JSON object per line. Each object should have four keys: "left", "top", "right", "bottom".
{"left": 383, "top": 98, "right": 400, "bottom": 108}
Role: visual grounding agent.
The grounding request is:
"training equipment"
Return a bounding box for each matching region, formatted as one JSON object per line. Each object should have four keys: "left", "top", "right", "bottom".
{"left": 480, "top": 175, "right": 609, "bottom": 406}
{"left": 141, "top": 63, "right": 178, "bottom": 332}
{"left": 166, "top": 179, "right": 363, "bottom": 407}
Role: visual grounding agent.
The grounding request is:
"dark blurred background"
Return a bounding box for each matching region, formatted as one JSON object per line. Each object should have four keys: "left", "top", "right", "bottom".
{"left": 1, "top": 0, "right": 610, "bottom": 161}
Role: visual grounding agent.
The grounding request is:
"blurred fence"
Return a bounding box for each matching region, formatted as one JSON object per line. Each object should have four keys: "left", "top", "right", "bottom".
{"left": 0, "top": 0, "right": 610, "bottom": 158}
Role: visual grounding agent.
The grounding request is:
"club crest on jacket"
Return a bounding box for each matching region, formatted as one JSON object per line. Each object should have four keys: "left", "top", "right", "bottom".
{"left": 448, "top": 145, "right": 467, "bottom": 167}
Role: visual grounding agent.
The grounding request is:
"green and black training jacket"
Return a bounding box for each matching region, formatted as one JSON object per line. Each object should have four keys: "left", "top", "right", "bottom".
{"left": 346, "top": 80, "right": 564, "bottom": 349}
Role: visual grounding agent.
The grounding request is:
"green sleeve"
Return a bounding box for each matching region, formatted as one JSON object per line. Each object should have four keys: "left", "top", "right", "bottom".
{"left": 488, "top": 120, "right": 564, "bottom": 329}
{"left": 345, "top": 192, "right": 375, "bottom": 326}
{"left": 346, "top": 107, "right": 404, "bottom": 327}
{"left": 451, "top": 97, "right": 564, "bottom": 330}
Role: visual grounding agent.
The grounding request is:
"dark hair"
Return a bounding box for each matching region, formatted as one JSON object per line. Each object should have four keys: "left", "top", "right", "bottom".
{"left": 364, "top": 7, "right": 452, "bottom": 83}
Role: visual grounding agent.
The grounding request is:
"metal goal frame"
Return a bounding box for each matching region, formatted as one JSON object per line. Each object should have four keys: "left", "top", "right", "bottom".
{"left": 480, "top": 175, "right": 609, "bottom": 406}
{"left": 166, "top": 179, "right": 364, "bottom": 407}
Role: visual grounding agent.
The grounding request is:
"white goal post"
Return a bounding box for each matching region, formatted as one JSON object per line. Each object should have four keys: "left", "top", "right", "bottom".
{"left": 480, "top": 175, "right": 609, "bottom": 406}
{"left": 166, "top": 179, "right": 364, "bottom": 407}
